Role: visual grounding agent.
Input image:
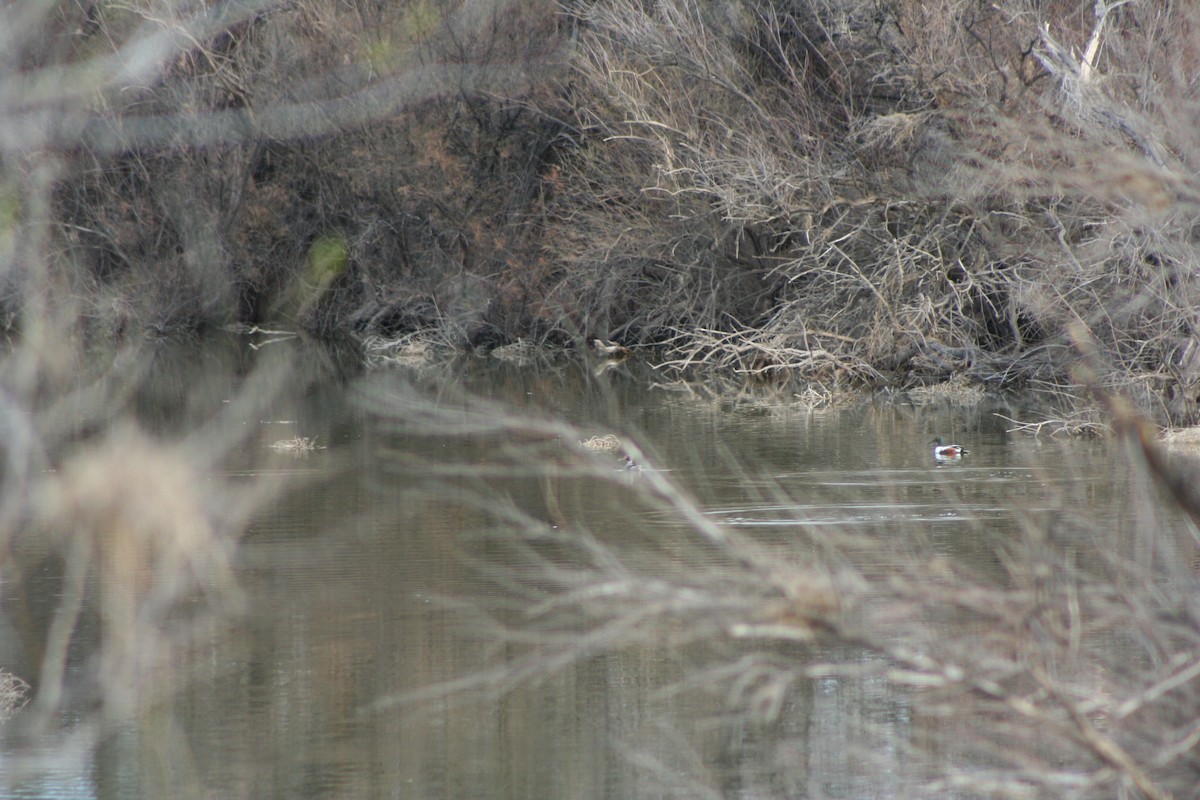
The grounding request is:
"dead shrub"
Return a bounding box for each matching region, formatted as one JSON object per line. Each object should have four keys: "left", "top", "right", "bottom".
{"left": 546, "top": 0, "right": 1200, "bottom": 425}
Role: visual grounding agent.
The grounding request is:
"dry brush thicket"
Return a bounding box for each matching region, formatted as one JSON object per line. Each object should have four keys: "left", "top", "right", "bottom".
{"left": 16, "top": 0, "right": 568, "bottom": 341}
{"left": 4, "top": 0, "right": 1200, "bottom": 422}
{"left": 548, "top": 0, "right": 1200, "bottom": 426}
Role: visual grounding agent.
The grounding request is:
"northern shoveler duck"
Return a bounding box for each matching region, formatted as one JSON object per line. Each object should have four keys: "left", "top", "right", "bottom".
{"left": 930, "top": 437, "right": 969, "bottom": 460}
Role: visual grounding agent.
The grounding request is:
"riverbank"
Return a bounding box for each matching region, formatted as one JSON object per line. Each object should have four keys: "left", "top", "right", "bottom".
{"left": 8, "top": 1, "right": 1200, "bottom": 433}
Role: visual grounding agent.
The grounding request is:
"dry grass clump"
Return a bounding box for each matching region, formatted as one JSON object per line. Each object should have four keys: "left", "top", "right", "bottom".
{"left": 577, "top": 433, "right": 622, "bottom": 452}
{"left": 270, "top": 435, "right": 323, "bottom": 455}
{"left": 490, "top": 338, "right": 542, "bottom": 365}
{"left": 361, "top": 332, "right": 456, "bottom": 369}
{"left": 1160, "top": 427, "right": 1200, "bottom": 450}
{"left": 907, "top": 375, "right": 987, "bottom": 407}
{"left": 0, "top": 671, "right": 30, "bottom": 720}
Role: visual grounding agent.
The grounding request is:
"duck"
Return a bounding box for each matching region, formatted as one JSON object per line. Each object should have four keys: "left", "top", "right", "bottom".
{"left": 622, "top": 455, "right": 642, "bottom": 471}
{"left": 930, "top": 437, "right": 969, "bottom": 460}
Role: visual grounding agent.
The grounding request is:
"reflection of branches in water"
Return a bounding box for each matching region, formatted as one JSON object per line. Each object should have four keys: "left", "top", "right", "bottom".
{"left": 997, "top": 412, "right": 1110, "bottom": 439}
{"left": 365, "top": 384, "right": 1200, "bottom": 798}
{"left": 655, "top": 326, "right": 883, "bottom": 385}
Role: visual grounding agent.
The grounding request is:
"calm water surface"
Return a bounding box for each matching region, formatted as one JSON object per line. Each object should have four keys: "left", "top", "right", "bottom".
{"left": 0, "top": 336, "right": 1150, "bottom": 798}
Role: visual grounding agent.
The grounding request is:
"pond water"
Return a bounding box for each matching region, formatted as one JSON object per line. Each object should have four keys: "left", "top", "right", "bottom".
{"left": 0, "top": 334, "right": 1171, "bottom": 798}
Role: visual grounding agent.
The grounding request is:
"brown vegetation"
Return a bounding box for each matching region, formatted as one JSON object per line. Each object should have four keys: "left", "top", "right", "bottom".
{"left": 548, "top": 0, "right": 1200, "bottom": 426}
{"left": 4, "top": 2, "right": 1200, "bottom": 794}
{"left": 3, "top": 0, "right": 1198, "bottom": 423}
